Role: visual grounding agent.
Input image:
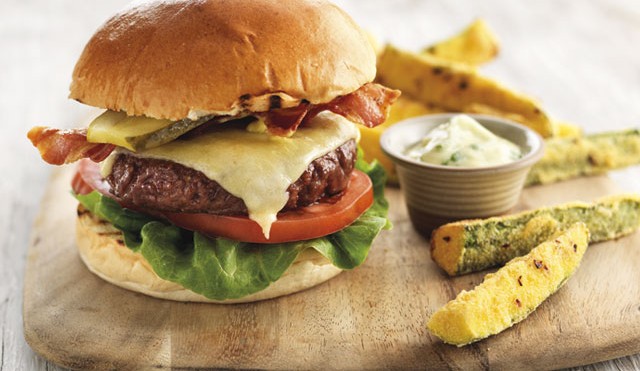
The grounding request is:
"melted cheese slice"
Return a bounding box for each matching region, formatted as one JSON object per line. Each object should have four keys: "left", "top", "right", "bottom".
{"left": 107, "top": 112, "right": 360, "bottom": 238}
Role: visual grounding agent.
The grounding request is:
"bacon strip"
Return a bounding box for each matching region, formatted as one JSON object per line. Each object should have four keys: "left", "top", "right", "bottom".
{"left": 264, "top": 83, "right": 401, "bottom": 135}
{"left": 27, "top": 126, "right": 115, "bottom": 165}
{"left": 264, "top": 103, "right": 311, "bottom": 136}
{"left": 313, "top": 83, "right": 401, "bottom": 128}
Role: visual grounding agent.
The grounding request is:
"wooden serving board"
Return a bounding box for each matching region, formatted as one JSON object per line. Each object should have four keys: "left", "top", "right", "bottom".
{"left": 24, "top": 166, "right": 640, "bottom": 370}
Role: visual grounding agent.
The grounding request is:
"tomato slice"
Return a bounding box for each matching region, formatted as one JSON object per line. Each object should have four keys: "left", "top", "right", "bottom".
{"left": 73, "top": 159, "right": 374, "bottom": 244}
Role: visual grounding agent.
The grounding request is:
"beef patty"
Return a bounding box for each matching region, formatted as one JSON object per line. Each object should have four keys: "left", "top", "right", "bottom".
{"left": 106, "top": 139, "right": 356, "bottom": 215}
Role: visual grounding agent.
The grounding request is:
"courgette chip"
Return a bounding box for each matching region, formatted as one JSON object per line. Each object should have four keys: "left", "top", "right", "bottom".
{"left": 526, "top": 129, "right": 640, "bottom": 186}
{"left": 427, "top": 223, "right": 589, "bottom": 347}
{"left": 377, "top": 45, "right": 554, "bottom": 137}
{"left": 431, "top": 194, "right": 640, "bottom": 276}
{"left": 422, "top": 19, "right": 499, "bottom": 66}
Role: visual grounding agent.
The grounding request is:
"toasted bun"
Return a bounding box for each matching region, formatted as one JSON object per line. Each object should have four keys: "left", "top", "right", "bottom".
{"left": 76, "top": 205, "right": 342, "bottom": 303}
{"left": 70, "top": 0, "right": 377, "bottom": 120}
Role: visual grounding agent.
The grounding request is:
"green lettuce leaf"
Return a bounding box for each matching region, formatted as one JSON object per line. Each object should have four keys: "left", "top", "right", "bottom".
{"left": 75, "top": 154, "right": 389, "bottom": 300}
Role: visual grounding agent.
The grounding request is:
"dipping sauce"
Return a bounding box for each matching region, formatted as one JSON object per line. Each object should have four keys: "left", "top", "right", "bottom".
{"left": 404, "top": 114, "right": 522, "bottom": 167}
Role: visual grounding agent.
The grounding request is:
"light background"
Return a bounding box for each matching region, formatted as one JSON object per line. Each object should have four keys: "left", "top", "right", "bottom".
{"left": 1, "top": 0, "right": 639, "bottom": 369}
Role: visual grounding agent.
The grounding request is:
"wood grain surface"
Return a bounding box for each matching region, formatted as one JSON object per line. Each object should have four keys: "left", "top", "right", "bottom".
{"left": 3, "top": 0, "right": 640, "bottom": 370}
{"left": 23, "top": 166, "right": 640, "bottom": 370}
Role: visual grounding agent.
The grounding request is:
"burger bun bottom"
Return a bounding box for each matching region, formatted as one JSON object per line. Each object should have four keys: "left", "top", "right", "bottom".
{"left": 76, "top": 205, "right": 342, "bottom": 304}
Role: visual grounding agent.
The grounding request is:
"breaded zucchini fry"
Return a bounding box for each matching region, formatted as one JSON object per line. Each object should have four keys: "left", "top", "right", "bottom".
{"left": 552, "top": 120, "right": 582, "bottom": 138}
{"left": 423, "top": 19, "right": 499, "bottom": 66}
{"left": 377, "top": 45, "right": 554, "bottom": 137}
{"left": 526, "top": 129, "right": 640, "bottom": 186}
{"left": 431, "top": 194, "right": 640, "bottom": 276}
{"left": 428, "top": 223, "right": 589, "bottom": 346}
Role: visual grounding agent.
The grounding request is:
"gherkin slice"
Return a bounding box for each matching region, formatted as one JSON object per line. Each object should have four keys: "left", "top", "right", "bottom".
{"left": 87, "top": 111, "right": 213, "bottom": 151}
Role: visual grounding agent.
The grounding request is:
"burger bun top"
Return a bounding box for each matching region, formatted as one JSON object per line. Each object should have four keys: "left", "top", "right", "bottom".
{"left": 70, "top": 0, "right": 377, "bottom": 120}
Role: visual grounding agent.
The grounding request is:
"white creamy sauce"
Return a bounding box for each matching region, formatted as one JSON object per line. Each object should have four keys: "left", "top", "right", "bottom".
{"left": 102, "top": 111, "right": 359, "bottom": 238}
{"left": 404, "top": 115, "right": 521, "bottom": 167}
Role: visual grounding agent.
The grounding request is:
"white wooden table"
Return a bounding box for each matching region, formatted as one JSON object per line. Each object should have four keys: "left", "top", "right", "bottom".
{"left": 2, "top": 0, "right": 639, "bottom": 369}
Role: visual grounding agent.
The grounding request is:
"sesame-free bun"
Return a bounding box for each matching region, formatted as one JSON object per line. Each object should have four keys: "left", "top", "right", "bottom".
{"left": 70, "top": 0, "right": 377, "bottom": 120}
{"left": 75, "top": 205, "right": 342, "bottom": 303}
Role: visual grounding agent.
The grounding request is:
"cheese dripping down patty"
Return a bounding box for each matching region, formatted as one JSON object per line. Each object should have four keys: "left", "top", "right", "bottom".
{"left": 100, "top": 111, "right": 361, "bottom": 238}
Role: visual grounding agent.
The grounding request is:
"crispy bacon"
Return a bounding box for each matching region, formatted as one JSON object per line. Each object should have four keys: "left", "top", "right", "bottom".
{"left": 264, "top": 102, "right": 311, "bottom": 136}
{"left": 311, "top": 83, "right": 401, "bottom": 128}
{"left": 27, "top": 126, "right": 115, "bottom": 165}
{"left": 264, "top": 83, "right": 401, "bottom": 135}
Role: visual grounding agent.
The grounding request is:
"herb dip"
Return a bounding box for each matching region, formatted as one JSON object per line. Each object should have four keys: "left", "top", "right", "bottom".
{"left": 404, "top": 115, "right": 522, "bottom": 167}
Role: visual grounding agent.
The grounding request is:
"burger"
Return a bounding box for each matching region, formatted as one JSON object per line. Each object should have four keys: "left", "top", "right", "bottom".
{"left": 28, "top": 0, "right": 399, "bottom": 303}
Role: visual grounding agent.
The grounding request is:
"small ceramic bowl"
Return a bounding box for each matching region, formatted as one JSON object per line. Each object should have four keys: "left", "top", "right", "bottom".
{"left": 380, "top": 113, "right": 544, "bottom": 236}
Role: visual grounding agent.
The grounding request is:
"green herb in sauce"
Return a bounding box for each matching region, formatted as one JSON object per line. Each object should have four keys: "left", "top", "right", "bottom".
{"left": 405, "top": 114, "right": 522, "bottom": 167}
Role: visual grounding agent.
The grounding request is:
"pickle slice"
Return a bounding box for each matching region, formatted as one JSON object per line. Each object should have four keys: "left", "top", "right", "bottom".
{"left": 87, "top": 111, "right": 212, "bottom": 151}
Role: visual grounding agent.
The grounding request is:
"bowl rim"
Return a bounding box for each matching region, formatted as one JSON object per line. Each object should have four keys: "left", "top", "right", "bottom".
{"left": 380, "top": 113, "right": 545, "bottom": 174}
